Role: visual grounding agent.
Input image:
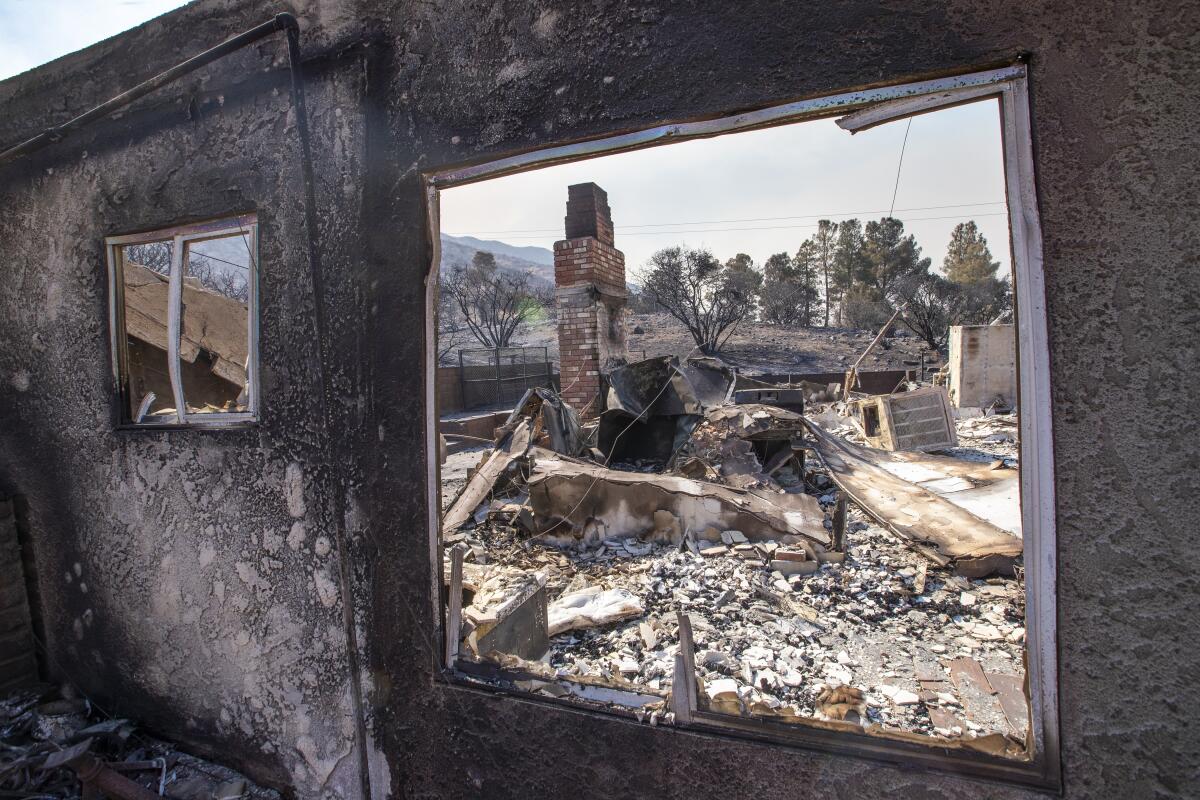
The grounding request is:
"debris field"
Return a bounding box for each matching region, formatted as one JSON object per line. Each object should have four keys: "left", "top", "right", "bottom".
{"left": 0, "top": 684, "right": 278, "bottom": 800}
{"left": 439, "top": 355, "right": 1028, "bottom": 755}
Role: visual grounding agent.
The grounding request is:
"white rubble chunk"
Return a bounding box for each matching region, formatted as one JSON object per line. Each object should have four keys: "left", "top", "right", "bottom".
{"left": 547, "top": 586, "right": 644, "bottom": 636}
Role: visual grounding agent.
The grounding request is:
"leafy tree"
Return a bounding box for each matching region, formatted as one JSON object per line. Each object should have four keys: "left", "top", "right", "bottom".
{"left": 472, "top": 250, "right": 497, "bottom": 272}
{"left": 443, "top": 251, "right": 539, "bottom": 348}
{"left": 642, "top": 246, "right": 758, "bottom": 354}
{"left": 722, "top": 253, "right": 765, "bottom": 321}
{"left": 761, "top": 244, "right": 820, "bottom": 327}
{"left": 944, "top": 221, "right": 1000, "bottom": 284}
{"left": 836, "top": 217, "right": 930, "bottom": 329}
{"left": 861, "top": 217, "right": 930, "bottom": 295}
{"left": 812, "top": 219, "right": 838, "bottom": 326}
{"left": 831, "top": 219, "right": 868, "bottom": 325}
{"left": 761, "top": 252, "right": 797, "bottom": 325}
{"left": 793, "top": 239, "right": 820, "bottom": 327}
{"left": 724, "top": 253, "right": 755, "bottom": 274}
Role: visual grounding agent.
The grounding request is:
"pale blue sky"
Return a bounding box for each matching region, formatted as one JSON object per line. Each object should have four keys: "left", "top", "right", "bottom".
{"left": 442, "top": 99, "right": 1013, "bottom": 282}
{"left": 0, "top": 1, "right": 190, "bottom": 82}
{"left": 1, "top": 2, "right": 1012, "bottom": 280}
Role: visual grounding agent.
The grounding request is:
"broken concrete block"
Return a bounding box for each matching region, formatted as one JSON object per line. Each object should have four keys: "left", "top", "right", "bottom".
{"left": 722, "top": 530, "right": 748, "bottom": 544}
{"left": 771, "top": 559, "right": 819, "bottom": 577}
{"left": 638, "top": 621, "right": 658, "bottom": 650}
{"left": 705, "top": 678, "right": 739, "bottom": 702}
{"left": 699, "top": 544, "right": 728, "bottom": 557}
{"left": 879, "top": 684, "right": 921, "bottom": 705}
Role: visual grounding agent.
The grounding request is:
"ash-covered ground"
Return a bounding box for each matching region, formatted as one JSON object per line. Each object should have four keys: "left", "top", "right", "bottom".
{"left": 512, "top": 312, "right": 934, "bottom": 375}
{"left": 441, "top": 413, "right": 1027, "bottom": 743}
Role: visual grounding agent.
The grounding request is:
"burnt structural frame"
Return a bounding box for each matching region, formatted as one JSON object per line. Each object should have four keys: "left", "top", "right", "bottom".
{"left": 422, "top": 62, "right": 1058, "bottom": 790}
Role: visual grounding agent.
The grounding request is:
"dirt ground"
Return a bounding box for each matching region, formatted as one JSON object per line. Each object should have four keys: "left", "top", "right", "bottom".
{"left": 513, "top": 311, "right": 935, "bottom": 375}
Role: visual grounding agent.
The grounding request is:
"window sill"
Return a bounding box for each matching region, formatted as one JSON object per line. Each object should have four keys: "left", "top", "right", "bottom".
{"left": 437, "top": 663, "right": 1059, "bottom": 793}
{"left": 114, "top": 420, "right": 261, "bottom": 432}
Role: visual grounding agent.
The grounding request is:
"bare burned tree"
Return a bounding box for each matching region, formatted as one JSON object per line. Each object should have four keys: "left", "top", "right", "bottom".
{"left": 125, "top": 241, "right": 172, "bottom": 275}
{"left": 187, "top": 254, "right": 250, "bottom": 303}
{"left": 437, "top": 284, "right": 470, "bottom": 364}
{"left": 642, "top": 246, "right": 758, "bottom": 354}
{"left": 892, "top": 271, "right": 1011, "bottom": 351}
{"left": 443, "top": 251, "right": 540, "bottom": 348}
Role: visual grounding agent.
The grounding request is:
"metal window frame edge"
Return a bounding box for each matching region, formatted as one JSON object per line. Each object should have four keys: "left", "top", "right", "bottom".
{"left": 421, "top": 63, "right": 1060, "bottom": 790}
{"left": 105, "top": 215, "right": 261, "bottom": 429}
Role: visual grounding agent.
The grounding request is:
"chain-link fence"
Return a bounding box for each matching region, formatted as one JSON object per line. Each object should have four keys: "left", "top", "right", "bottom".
{"left": 457, "top": 346, "right": 556, "bottom": 410}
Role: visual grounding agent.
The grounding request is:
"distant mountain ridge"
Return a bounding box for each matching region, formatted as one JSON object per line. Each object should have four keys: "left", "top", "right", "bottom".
{"left": 439, "top": 234, "right": 555, "bottom": 287}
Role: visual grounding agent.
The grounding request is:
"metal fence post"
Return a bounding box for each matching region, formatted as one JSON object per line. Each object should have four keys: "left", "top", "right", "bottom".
{"left": 493, "top": 347, "right": 502, "bottom": 407}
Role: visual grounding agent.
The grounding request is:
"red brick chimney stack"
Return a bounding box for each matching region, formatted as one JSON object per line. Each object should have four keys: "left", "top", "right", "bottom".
{"left": 554, "top": 183, "right": 627, "bottom": 414}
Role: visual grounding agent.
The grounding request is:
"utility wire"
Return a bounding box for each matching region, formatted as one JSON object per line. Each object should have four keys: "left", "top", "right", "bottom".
{"left": 449, "top": 211, "right": 1009, "bottom": 241}
{"left": 889, "top": 117, "right": 914, "bottom": 218}
{"left": 188, "top": 249, "right": 251, "bottom": 272}
{"left": 443, "top": 200, "right": 1005, "bottom": 237}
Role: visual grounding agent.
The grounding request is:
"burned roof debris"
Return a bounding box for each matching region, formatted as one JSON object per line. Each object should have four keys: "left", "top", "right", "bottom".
{"left": 439, "top": 351, "right": 1028, "bottom": 751}
{"left": 0, "top": 685, "right": 279, "bottom": 800}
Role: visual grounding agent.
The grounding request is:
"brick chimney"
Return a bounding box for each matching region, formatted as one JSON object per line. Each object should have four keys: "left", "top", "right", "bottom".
{"left": 554, "top": 183, "right": 627, "bottom": 414}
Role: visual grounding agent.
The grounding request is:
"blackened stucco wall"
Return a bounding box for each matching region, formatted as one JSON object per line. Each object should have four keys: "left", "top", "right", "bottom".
{"left": 1, "top": 1, "right": 1197, "bottom": 799}
{"left": 0, "top": 2, "right": 381, "bottom": 794}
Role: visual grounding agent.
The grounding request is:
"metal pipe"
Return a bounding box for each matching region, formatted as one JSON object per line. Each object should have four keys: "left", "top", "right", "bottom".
{"left": 0, "top": 13, "right": 299, "bottom": 164}
{"left": 67, "top": 753, "right": 162, "bottom": 800}
{"left": 843, "top": 302, "right": 906, "bottom": 396}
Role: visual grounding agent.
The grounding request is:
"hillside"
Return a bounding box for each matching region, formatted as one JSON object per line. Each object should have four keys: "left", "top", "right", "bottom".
{"left": 439, "top": 233, "right": 555, "bottom": 287}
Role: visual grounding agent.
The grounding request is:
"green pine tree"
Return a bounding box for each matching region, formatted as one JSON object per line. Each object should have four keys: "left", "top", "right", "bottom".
{"left": 943, "top": 221, "right": 1000, "bottom": 284}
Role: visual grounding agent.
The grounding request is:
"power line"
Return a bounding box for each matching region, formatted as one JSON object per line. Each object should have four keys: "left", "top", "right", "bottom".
{"left": 442, "top": 200, "right": 1006, "bottom": 237}
{"left": 889, "top": 117, "right": 914, "bottom": 217}
{"left": 450, "top": 211, "right": 1010, "bottom": 241}
{"left": 188, "top": 249, "right": 250, "bottom": 272}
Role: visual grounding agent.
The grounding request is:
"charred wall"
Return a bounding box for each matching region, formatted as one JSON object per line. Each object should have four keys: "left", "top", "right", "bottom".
{"left": 0, "top": 1, "right": 380, "bottom": 795}
{"left": 0, "top": 0, "right": 1198, "bottom": 799}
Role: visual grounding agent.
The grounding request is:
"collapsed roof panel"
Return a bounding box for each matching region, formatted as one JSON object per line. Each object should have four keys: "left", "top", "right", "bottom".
{"left": 524, "top": 447, "right": 831, "bottom": 548}
{"left": 802, "top": 419, "right": 1022, "bottom": 577}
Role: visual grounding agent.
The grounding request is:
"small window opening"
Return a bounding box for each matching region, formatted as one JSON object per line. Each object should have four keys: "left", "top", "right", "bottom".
{"left": 428, "top": 67, "right": 1055, "bottom": 788}
{"left": 107, "top": 215, "right": 259, "bottom": 426}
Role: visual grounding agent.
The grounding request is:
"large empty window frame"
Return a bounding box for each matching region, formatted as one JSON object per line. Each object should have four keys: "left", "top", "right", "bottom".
{"left": 424, "top": 64, "right": 1057, "bottom": 789}
{"left": 106, "top": 214, "right": 260, "bottom": 427}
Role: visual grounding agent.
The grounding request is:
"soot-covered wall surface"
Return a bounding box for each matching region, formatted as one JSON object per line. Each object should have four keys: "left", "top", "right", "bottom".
{"left": 1, "top": 1, "right": 1197, "bottom": 799}
{"left": 0, "top": 2, "right": 382, "bottom": 795}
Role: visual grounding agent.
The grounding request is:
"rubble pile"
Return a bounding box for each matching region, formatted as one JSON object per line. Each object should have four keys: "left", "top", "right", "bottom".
{"left": 439, "top": 355, "right": 1029, "bottom": 750}
{"left": 0, "top": 684, "right": 278, "bottom": 800}
{"left": 452, "top": 475, "right": 1026, "bottom": 742}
